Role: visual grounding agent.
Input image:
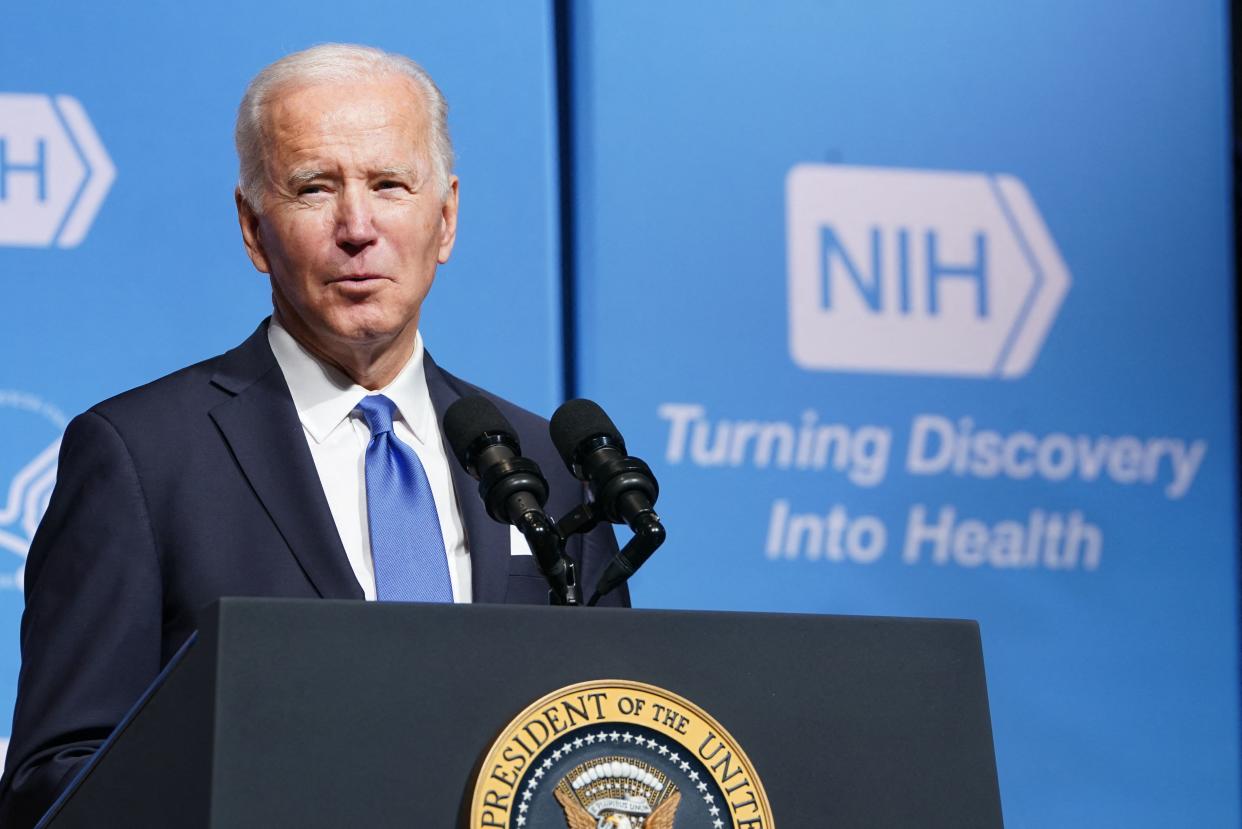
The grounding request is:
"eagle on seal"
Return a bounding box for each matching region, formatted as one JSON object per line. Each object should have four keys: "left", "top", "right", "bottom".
{"left": 554, "top": 788, "right": 681, "bottom": 829}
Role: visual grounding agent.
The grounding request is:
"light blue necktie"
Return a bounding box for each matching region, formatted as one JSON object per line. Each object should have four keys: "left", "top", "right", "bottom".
{"left": 355, "top": 394, "right": 453, "bottom": 602}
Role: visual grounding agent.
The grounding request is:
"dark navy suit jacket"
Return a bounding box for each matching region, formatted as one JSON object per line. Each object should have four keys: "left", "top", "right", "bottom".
{"left": 0, "top": 322, "right": 626, "bottom": 827}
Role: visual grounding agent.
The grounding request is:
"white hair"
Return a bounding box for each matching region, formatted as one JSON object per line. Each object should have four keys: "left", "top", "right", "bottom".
{"left": 234, "top": 43, "right": 454, "bottom": 209}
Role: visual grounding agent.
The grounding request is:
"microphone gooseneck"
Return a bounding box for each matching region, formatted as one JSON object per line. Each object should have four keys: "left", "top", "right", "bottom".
{"left": 549, "top": 399, "right": 666, "bottom": 605}
{"left": 444, "top": 396, "right": 578, "bottom": 605}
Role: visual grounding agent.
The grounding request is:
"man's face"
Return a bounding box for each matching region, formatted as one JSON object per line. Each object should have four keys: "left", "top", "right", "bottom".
{"left": 237, "top": 76, "right": 458, "bottom": 363}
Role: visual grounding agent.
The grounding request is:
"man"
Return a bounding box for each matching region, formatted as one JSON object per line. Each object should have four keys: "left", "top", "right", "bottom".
{"left": 0, "top": 43, "right": 625, "bottom": 826}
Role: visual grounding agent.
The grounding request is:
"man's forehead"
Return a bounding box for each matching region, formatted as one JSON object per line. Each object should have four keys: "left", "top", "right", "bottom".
{"left": 263, "top": 76, "right": 428, "bottom": 139}
{"left": 261, "top": 77, "right": 431, "bottom": 170}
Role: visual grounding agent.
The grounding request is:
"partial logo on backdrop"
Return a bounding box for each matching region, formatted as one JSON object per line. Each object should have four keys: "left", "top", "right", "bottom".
{"left": 0, "top": 391, "right": 65, "bottom": 590}
{"left": 471, "top": 679, "right": 773, "bottom": 828}
{"left": 0, "top": 94, "right": 115, "bottom": 248}
{"left": 786, "top": 164, "right": 1070, "bottom": 378}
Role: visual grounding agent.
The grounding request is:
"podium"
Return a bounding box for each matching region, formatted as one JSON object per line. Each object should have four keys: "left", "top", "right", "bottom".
{"left": 39, "top": 599, "right": 1003, "bottom": 827}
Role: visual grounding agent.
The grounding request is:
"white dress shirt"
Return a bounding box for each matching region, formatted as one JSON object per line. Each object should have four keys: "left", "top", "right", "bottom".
{"left": 267, "top": 319, "right": 472, "bottom": 602}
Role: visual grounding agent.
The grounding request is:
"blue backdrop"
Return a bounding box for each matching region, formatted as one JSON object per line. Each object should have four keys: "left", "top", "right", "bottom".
{"left": 572, "top": 2, "right": 1238, "bottom": 826}
{"left": 1, "top": 2, "right": 1237, "bottom": 826}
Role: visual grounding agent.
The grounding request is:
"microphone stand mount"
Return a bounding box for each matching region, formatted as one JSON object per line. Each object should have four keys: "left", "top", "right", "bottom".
{"left": 555, "top": 502, "right": 666, "bottom": 607}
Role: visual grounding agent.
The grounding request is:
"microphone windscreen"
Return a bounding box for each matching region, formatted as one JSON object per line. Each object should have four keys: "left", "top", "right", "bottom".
{"left": 444, "top": 396, "right": 516, "bottom": 468}
{"left": 549, "top": 399, "right": 622, "bottom": 467}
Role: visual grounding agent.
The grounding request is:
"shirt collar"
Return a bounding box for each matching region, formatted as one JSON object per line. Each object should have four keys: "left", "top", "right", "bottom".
{"left": 267, "top": 318, "right": 435, "bottom": 446}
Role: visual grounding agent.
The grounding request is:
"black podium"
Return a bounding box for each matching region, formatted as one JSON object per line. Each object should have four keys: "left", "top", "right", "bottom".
{"left": 39, "top": 599, "right": 1003, "bottom": 827}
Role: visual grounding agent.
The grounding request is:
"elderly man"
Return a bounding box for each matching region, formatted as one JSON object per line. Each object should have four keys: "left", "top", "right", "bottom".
{"left": 0, "top": 44, "right": 625, "bottom": 826}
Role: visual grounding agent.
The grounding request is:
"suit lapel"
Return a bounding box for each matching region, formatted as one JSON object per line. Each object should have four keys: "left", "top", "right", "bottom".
{"left": 423, "top": 352, "right": 510, "bottom": 604}
{"left": 209, "top": 324, "right": 363, "bottom": 600}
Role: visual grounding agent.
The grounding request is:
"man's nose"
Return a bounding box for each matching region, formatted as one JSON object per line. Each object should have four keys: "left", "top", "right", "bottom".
{"left": 335, "top": 188, "right": 378, "bottom": 252}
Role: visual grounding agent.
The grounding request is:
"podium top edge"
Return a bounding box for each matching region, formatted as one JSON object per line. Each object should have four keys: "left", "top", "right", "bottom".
{"left": 206, "top": 596, "right": 982, "bottom": 631}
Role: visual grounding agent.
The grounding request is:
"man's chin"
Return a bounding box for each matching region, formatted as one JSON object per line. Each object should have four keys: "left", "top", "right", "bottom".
{"left": 324, "top": 315, "right": 419, "bottom": 352}
{"left": 274, "top": 302, "right": 418, "bottom": 361}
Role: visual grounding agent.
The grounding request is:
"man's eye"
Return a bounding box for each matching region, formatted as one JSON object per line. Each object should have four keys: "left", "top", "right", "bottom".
{"left": 376, "top": 180, "right": 402, "bottom": 190}
{"left": 298, "top": 185, "right": 325, "bottom": 196}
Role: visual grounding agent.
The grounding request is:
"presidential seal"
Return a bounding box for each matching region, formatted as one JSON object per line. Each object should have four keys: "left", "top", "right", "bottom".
{"left": 471, "top": 679, "right": 773, "bottom": 829}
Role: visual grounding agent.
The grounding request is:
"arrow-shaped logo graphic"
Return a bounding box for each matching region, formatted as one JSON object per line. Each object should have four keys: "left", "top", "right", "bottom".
{"left": 0, "top": 93, "right": 116, "bottom": 248}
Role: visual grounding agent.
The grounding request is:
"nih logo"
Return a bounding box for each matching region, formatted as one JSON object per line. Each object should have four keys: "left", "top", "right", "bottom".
{"left": 0, "top": 93, "right": 115, "bottom": 248}
{"left": 786, "top": 164, "right": 1070, "bottom": 378}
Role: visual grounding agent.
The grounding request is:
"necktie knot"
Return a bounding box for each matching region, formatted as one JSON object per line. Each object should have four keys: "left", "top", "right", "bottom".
{"left": 356, "top": 394, "right": 397, "bottom": 436}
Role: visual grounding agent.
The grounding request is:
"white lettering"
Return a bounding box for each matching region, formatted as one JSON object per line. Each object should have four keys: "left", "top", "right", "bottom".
{"left": 1165, "top": 440, "right": 1207, "bottom": 500}
{"left": 903, "top": 504, "right": 1102, "bottom": 571}
{"left": 657, "top": 403, "right": 703, "bottom": 464}
{"left": 904, "top": 415, "right": 1207, "bottom": 499}
{"left": 907, "top": 415, "right": 953, "bottom": 475}
{"left": 768, "top": 501, "right": 887, "bottom": 563}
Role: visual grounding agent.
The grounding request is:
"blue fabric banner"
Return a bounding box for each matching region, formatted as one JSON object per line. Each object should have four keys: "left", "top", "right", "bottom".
{"left": 570, "top": 2, "right": 1238, "bottom": 825}
{"left": 0, "top": 0, "right": 564, "bottom": 771}
{"left": 1, "top": 2, "right": 1238, "bottom": 826}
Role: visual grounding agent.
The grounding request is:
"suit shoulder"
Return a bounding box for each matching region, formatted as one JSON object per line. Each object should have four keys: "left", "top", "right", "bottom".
{"left": 87, "top": 324, "right": 272, "bottom": 429}
{"left": 88, "top": 352, "right": 229, "bottom": 426}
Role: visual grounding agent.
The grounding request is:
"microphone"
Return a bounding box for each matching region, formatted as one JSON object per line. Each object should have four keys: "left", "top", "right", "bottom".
{"left": 443, "top": 396, "right": 577, "bottom": 605}
{"left": 549, "top": 399, "right": 665, "bottom": 604}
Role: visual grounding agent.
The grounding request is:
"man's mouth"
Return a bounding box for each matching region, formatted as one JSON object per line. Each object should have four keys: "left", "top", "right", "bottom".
{"left": 330, "top": 274, "right": 387, "bottom": 284}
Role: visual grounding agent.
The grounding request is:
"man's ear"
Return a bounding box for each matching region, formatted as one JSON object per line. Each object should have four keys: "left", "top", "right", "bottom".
{"left": 436, "top": 175, "right": 460, "bottom": 265}
{"left": 235, "top": 187, "right": 271, "bottom": 274}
